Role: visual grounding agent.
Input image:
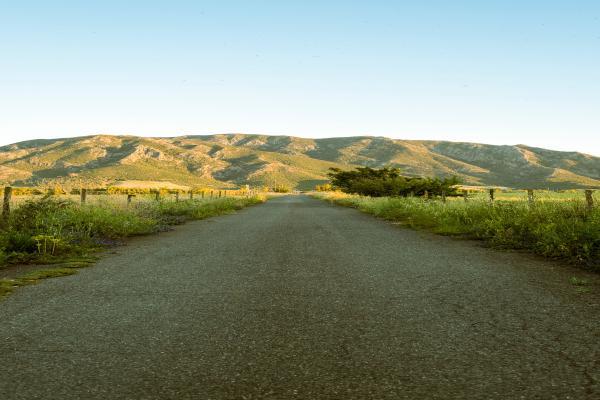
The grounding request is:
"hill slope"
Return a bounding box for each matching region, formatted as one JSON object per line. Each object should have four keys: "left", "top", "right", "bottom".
{"left": 0, "top": 134, "right": 598, "bottom": 189}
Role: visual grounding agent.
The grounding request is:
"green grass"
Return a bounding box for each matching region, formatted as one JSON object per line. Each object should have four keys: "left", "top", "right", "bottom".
{"left": 314, "top": 192, "right": 600, "bottom": 270}
{"left": 0, "top": 194, "right": 267, "bottom": 299}
{"left": 18, "top": 268, "right": 79, "bottom": 282}
{"left": 570, "top": 277, "right": 592, "bottom": 293}
{"left": 569, "top": 277, "right": 589, "bottom": 286}
{"left": 0, "top": 265, "right": 93, "bottom": 299}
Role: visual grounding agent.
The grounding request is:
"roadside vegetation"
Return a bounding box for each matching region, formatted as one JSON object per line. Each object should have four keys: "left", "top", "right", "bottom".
{"left": 314, "top": 191, "right": 599, "bottom": 270}
{"left": 316, "top": 167, "right": 599, "bottom": 270}
{"left": 0, "top": 194, "right": 266, "bottom": 298}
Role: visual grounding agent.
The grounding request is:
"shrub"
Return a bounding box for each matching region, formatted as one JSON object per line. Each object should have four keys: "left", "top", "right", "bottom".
{"left": 271, "top": 185, "right": 291, "bottom": 193}
{"left": 327, "top": 167, "right": 460, "bottom": 197}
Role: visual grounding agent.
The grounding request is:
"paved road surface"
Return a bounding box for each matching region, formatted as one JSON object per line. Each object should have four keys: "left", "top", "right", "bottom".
{"left": 1, "top": 195, "right": 599, "bottom": 399}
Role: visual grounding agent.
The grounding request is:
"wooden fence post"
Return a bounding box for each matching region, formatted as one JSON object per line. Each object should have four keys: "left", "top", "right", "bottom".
{"left": 80, "top": 188, "right": 87, "bottom": 204}
{"left": 462, "top": 189, "right": 468, "bottom": 202}
{"left": 441, "top": 190, "right": 446, "bottom": 203}
{"left": 2, "top": 186, "right": 12, "bottom": 219}
{"left": 127, "top": 194, "right": 135, "bottom": 205}
{"left": 155, "top": 191, "right": 160, "bottom": 201}
{"left": 585, "top": 190, "right": 594, "bottom": 210}
{"left": 527, "top": 189, "right": 534, "bottom": 205}
{"left": 218, "top": 190, "right": 222, "bottom": 198}
{"left": 201, "top": 191, "right": 205, "bottom": 199}
{"left": 489, "top": 188, "right": 495, "bottom": 203}
{"left": 210, "top": 190, "right": 214, "bottom": 199}
{"left": 175, "top": 192, "right": 180, "bottom": 202}
{"left": 189, "top": 191, "right": 194, "bottom": 200}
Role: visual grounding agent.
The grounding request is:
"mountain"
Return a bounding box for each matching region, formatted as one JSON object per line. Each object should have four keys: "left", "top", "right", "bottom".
{"left": 0, "top": 134, "right": 598, "bottom": 190}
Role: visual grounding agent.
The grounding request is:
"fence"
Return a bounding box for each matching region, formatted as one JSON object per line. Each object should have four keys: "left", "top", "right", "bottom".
{"left": 1, "top": 186, "right": 261, "bottom": 219}
{"left": 439, "top": 188, "right": 596, "bottom": 210}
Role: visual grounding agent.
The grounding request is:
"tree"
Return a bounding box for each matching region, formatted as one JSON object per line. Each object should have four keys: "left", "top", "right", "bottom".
{"left": 327, "top": 167, "right": 460, "bottom": 197}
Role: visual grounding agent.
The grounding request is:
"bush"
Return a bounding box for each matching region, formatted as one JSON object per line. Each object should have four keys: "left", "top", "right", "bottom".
{"left": 327, "top": 167, "right": 460, "bottom": 197}
{"left": 271, "top": 185, "right": 291, "bottom": 193}
{"left": 314, "top": 184, "right": 333, "bottom": 192}
{"left": 1, "top": 230, "right": 38, "bottom": 253}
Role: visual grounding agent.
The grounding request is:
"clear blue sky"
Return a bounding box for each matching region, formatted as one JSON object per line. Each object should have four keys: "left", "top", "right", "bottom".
{"left": 1, "top": 1, "right": 599, "bottom": 155}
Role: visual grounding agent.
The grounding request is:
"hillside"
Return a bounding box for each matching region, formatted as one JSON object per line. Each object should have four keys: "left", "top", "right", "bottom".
{"left": 0, "top": 134, "right": 598, "bottom": 190}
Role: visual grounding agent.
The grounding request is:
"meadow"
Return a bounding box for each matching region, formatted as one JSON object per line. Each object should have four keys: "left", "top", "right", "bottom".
{"left": 313, "top": 190, "right": 600, "bottom": 270}
{"left": 0, "top": 190, "right": 266, "bottom": 297}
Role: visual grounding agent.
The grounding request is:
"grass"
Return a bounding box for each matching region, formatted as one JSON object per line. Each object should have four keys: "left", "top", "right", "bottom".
{"left": 468, "top": 190, "right": 597, "bottom": 203}
{"left": 0, "top": 194, "right": 267, "bottom": 299}
{"left": 570, "top": 277, "right": 592, "bottom": 294}
{"left": 569, "top": 277, "right": 589, "bottom": 286}
{"left": 313, "top": 191, "right": 600, "bottom": 270}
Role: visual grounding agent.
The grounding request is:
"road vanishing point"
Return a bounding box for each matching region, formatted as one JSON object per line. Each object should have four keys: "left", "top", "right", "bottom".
{"left": 1, "top": 195, "right": 599, "bottom": 399}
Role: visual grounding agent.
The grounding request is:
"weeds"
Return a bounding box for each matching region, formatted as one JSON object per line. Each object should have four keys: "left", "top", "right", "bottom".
{"left": 314, "top": 192, "right": 600, "bottom": 270}
{"left": 569, "top": 277, "right": 589, "bottom": 286}
{"left": 0, "top": 195, "right": 266, "bottom": 267}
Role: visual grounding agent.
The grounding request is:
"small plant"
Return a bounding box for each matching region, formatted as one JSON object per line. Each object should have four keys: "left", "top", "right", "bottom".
{"left": 569, "top": 277, "right": 588, "bottom": 286}
{"left": 32, "top": 235, "right": 63, "bottom": 255}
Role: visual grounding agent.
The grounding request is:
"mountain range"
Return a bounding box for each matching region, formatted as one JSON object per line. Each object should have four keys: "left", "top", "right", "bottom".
{"left": 0, "top": 134, "right": 598, "bottom": 190}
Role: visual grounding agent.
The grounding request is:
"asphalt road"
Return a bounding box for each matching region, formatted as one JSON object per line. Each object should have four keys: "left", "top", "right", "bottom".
{"left": 1, "top": 195, "right": 599, "bottom": 399}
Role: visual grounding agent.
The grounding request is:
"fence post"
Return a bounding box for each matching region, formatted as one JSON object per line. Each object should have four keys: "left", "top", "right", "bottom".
{"left": 201, "top": 191, "right": 205, "bottom": 199}
{"left": 527, "top": 189, "right": 534, "bottom": 205}
{"left": 462, "top": 189, "right": 468, "bottom": 202}
{"left": 441, "top": 190, "right": 446, "bottom": 203}
{"left": 189, "top": 191, "right": 194, "bottom": 200}
{"left": 80, "top": 188, "right": 87, "bottom": 204}
{"left": 175, "top": 192, "right": 180, "bottom": 202}
{"left": 210, "top": 190, "right": 214, "bottom": 199}
{"left": 2, "top": 186, "right": 12, "bottom": 220}
{"left": 489, "top": 188, "right": 495, "bottom": 204}
{"left": 127, "top": 194, "right": 135, "bottom": 205}
{"left": 155, "top": 191, "right": 160, "bottom": 201}
{"left": 585, "top": 190, "right": 594, "bottom": 210}
{"left": 218, "top": 190, "right": 222, "bottom": 198}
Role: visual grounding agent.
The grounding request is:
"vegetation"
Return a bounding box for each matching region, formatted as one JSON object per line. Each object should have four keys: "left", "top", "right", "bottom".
{"left": 0, "top": 260, "right": 97, "bottom": 299}
{"left": 327, "top": 166, "right": 461, "bottom": 197}
{"left": 314, "top": 191, "right": 600, "bottom": 270}
{"left": 0, "top": 194, "right": 266, "bottom": 268}
{"left": 1, "top": 134, "right": 598, "bottom": 190}
{"left": 314, "top": 183, "right": 333, "bottom": 192}
{"left": 270, "top": 185, "right": 292, "bottom": 193}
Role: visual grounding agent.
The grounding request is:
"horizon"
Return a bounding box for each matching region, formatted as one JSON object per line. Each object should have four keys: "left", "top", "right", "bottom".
{"left": 1, "top": 1, "right": 599, "bottom": 156}
{"left": 1, "top": 132, "right": 598, "bottom": 157}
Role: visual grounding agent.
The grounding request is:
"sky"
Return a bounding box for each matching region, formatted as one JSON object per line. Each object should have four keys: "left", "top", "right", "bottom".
{"left": 0, "top": 1, "right": 599, "bottom": 155}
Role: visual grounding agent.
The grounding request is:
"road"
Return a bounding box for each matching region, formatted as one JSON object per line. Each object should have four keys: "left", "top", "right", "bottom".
{"left": 1, "top": 195, "right": 599, "bottom": 399}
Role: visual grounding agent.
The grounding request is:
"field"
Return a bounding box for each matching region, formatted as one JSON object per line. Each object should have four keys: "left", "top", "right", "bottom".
{"left": 313, "top": 190, "right": 600, "bottom": 270}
